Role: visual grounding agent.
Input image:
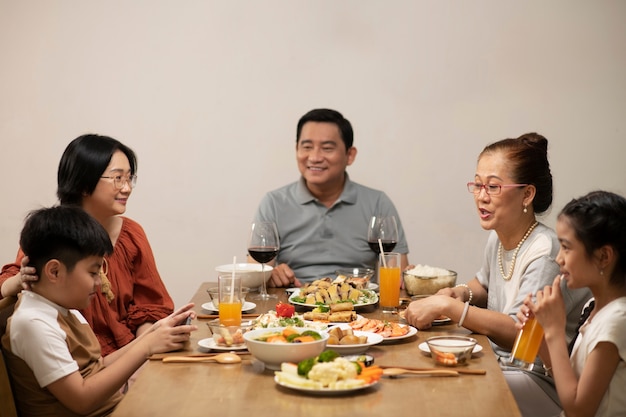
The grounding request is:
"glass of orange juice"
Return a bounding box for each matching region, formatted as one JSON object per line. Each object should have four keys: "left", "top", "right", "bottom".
{"left": 379, "top": 252, "right": 402, "bottom": 313}
{"left": 509, "top": 316, "right": 544, "bottom": 370}
{"left": 218, "top": 275, "right": 242, "bottom": 326}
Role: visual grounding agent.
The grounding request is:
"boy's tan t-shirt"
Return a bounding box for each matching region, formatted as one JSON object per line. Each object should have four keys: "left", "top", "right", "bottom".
{"left": 1, "top": 291, "right": 123, "bottom": 417}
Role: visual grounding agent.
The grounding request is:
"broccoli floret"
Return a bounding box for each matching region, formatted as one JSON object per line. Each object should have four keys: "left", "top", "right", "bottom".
{"left": 317, "top": 350, "right": 340, "bottom": 363}
{"left": 297, "top": 358, "right": 316, "bottom": 377}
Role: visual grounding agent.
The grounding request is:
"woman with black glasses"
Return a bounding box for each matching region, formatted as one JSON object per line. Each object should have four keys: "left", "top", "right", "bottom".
{"left": 404, "top": 133, "right": 591, "bottom": 417}
{"left": 1, "top": 134, "right": 174, "bottom": 356}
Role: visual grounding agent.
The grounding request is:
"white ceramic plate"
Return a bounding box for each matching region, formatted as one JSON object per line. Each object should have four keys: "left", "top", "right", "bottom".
{"left": 418, "top": 341, "right": 483, "bottom": 354}
{"left": 274, "top": 375, "right": 378, "bottom": 396}
{"left": 431, "top": 317, "right": 452, "bottom": 325}
{"left": 398, "top": 310, "right": 450, "bottom": 326}
{"left": 324, "top": 330, "right": 384, "bottom": 355}
{"left": 288, "top": 289, "right": 378, "bottom": 309}
{"left": 201, "top": 301, "right": 256, "bottom": 312}
{"left": 379, "top": 325, "right": 418, "bottom": 342}
{"left": 197, "top": 337, "right": 248, "bottom": 351}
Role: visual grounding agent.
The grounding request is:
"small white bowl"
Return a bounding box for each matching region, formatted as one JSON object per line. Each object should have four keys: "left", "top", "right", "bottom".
{"left": 243, "top": 327, "right": 328, "bottom": 370}
{"left": 214, "top": 263, "right": 273, "bottom": 290}
{"left": 425, "top": 336, "right": 477, "bottom": 366}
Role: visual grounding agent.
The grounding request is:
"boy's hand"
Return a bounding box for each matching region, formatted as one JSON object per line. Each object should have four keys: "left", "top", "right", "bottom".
{"left": 145, "top": 303, "right": 197, "bottom": 355}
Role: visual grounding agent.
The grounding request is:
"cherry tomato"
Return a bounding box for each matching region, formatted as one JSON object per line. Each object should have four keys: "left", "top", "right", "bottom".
{"left": 276, "top": 302, "right": 295, "bottom": 318}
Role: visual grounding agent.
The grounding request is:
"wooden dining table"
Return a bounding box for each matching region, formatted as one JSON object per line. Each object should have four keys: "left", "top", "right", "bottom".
{"left": 111, "top": 283, "right": 521, "bottom": 417}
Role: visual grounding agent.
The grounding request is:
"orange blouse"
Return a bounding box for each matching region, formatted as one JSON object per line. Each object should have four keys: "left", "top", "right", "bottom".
{"left": 0, "top": 217, "right": 174, "bottom": 356}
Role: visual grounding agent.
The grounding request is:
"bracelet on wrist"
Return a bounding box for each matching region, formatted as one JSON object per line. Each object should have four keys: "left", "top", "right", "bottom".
{"left": 454, "top": 284, "right": 473, "bottom": 304}
{"left": 458, "top": 301, "right": 470, "bottom": 328}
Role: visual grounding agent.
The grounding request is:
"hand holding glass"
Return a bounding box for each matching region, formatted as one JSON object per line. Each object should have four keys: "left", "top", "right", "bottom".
{"left": 509, "top": 316, "right": 544, "bottom": 370}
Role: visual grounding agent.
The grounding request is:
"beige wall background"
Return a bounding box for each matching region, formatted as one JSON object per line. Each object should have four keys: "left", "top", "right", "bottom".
{"left": 1, "top": 1, "right": 625, "bottom": 307}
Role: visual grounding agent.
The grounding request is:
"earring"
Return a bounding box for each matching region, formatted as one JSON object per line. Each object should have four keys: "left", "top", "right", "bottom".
{"left": 600, "top": 269, "right": 604, "bottom": 276}
{"left": 523, "top": 205, "right": 528, "bottom": 214}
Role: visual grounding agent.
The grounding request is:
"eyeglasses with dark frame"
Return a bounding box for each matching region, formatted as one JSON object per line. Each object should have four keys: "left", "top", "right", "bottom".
{"left": 467, "top": 182, "right": 527, "bottom": 196}
{"left": 100, "top": 174, "right": 138, "bottom": 190}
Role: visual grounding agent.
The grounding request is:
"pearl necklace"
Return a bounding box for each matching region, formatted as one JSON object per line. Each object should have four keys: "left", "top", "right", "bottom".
{"left": 497, "top": 221, "right": 539, "bottom": 281}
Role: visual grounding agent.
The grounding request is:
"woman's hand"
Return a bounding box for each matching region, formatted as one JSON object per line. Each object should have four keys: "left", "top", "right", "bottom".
{"left": 19, "top": 256, "right": 38, "bottom": 289}
{"left": 1, "top": 256, "right": 38, "bottom": 297}
{"left": 435, "top": 286, "right": 464, "bottom": 299}
{"left": 404, "top": 295, "right": 450, "bottom": 330}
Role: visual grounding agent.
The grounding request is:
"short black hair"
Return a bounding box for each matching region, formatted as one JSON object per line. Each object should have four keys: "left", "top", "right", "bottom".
{"left": 20, "top": 205, "right": 113, "bottom": 274}
{"left": 57, "top": 134, "right": 137, "bottom": 206}
{"left": 296, "top": 108, "right": 354, "bottom": 149}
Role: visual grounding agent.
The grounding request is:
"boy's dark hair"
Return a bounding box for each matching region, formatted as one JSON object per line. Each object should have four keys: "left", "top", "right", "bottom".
{"left": 296, "top": 108, "right": 354, "bottom": 150}
{"left": 20, "top": 206, "right": 113, "bottom": 274}
{"left": 559, "top": 190, "right": 626, "bottom": 286}
{"left": 57, "top": 134, "right": 137, "bottom": 206}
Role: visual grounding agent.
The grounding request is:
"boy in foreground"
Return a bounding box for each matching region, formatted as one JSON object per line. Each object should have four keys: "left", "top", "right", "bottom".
{"left": 1, "top": 205, "right": 196, "bottom": 416}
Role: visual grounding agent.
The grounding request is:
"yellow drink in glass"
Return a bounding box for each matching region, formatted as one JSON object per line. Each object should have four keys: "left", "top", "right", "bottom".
{"left": 510, "top": 317, "right": 544, "bottom": 369}
{"left": 218, "top": 274, "right": 243, "bottom": 326}
{"left": 218, "top": 301, "right": 242, "bottom": 326}
{"left": 379, "top": 266, "right": 401, "bottom": 312}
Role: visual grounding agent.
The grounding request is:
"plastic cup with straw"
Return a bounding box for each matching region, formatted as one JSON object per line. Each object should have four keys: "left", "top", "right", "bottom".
{"left": 378, "top": 239, "right": 401, "bottom": 313}
{"left": 230, "top": 256, "right": 236, "bottom": 303}
{"left": 219, "top": 256, "right": 242, "bottom": 326}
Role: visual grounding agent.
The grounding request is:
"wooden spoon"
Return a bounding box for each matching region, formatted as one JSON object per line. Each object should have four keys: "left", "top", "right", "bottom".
{"left": 162, "top": 352, "right": 242, "bottom": 364}
{"left": 383, "top": 368, "right": 459, "bottom": 377}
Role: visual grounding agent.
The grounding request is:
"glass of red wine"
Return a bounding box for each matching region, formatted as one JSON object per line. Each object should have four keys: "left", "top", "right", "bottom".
{"left": 367, "top": 215, "right": 398, "bottom": 254}
{"left": 248, "top": 221, "right": 280, "bottom": 300}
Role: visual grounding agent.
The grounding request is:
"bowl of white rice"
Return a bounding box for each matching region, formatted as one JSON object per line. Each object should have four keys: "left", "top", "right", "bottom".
{"left": 403, "top": 264, "right": 457, "bottom": 296}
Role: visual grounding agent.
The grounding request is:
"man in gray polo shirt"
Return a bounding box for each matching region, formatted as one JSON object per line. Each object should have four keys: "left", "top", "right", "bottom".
{"left": 253, "top": 108, "right": 410, "bottom": 287}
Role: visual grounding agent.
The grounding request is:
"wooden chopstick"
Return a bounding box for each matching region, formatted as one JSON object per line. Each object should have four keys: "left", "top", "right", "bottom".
{"left": 149, "top": 351, "right": 251, "bottom": 360}
{"left": 378, "top": 365, "right": 486, "bottom": 375}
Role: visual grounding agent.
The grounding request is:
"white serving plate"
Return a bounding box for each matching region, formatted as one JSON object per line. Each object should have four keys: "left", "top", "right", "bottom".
{"left": 288, "top": 289, "right": 378, "bottom": 309}
{"left": 274, "top": 375, "right": 378, "bottom": 396}
{"left": 431, "top": 317, "right": 452, "bottom": 325}
{"left": 398, "top": 310, "right": 450, "bottom": 326}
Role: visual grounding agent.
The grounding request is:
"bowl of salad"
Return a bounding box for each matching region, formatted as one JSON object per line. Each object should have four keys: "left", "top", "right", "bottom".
{"left": 243, "top": 327, "right": 329, "bottom": 370}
